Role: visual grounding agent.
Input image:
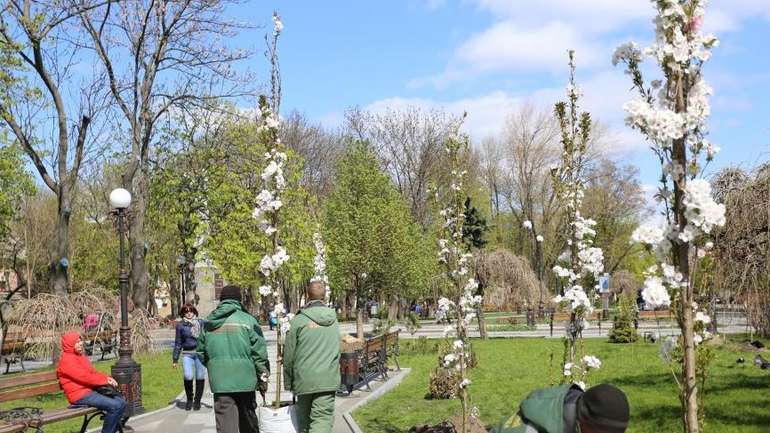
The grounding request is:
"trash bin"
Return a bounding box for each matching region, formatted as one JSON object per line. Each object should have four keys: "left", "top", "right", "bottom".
{"left": 339, "top": 352, "right": 359, "bottom": 394}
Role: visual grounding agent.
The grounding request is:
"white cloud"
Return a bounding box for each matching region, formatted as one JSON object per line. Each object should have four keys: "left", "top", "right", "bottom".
{"left": 367, "top": 91, "right": 522, "bottom": 140}
{"left": 472, "top": 0, "right": 652, "bottom": 33}
{"left": 456, "top": 21, "right": 602, "bottom": 72}
{"left": 412, "top": 0, "right": 770, "bottom": 88}
{"left": 369, "top": 67, "right": 648, "bottom": 155}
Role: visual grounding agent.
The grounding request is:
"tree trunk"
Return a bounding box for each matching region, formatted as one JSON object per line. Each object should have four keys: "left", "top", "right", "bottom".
{"left": 168, "top": 277, "right": 179, "bottom": 319}
{"left": 477, "top": 307, "right": 487, "bottom": 339}
{"left": 672, "top": 72, "right": 699, "bottom": 433}
{"left": 356, "top": 307, "right": 364, "bottom": 340}
{"left": 341, "top": 294, "right": 349, "bottom": 319}
{"left": 387, "top": 298, "right": 398, "bottom": 322}
{"left": 48, "top": 192, "right": 71, "bottom": 296}
{"left": 356, "top": 292, "right": 364, "bottom": 339}
{"left": 129, "top": 175, "right": 150, "bottom": 311}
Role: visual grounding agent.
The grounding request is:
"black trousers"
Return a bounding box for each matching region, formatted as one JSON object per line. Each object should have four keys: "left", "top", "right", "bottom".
{"left": 214, "top": 392, "right": 258, "bottom": 433}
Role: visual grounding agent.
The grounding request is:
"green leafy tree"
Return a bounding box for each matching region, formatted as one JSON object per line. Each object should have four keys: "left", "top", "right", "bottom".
{"left": 204, "top": 119, "right": 315, "bottom": 312}
{"left": 0, "top": 143, "right": 34, "bottom": 242}
{"left": 324, "top": 140, "right": 430, "bottom": 338}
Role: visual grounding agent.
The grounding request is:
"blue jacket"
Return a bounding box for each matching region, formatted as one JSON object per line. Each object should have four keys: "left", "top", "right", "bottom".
{"left": 173, "top": 319, "right": 204, "bottom": 362}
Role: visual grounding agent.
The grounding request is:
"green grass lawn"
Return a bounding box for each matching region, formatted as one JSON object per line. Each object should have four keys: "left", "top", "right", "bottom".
{"left": 354, "top": 337, "right": 770, "bottom": 433}
{"left": 0, "top": 350, "right": 179, "bottom": 433}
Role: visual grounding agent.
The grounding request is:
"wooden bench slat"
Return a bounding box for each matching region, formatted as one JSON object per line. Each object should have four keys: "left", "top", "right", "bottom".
{"left": 0, "top": 371, "right": 57, "bottom": 389}
{"left": 28, "top": 407, "right": 99, "bottom": 426}
{"left": 0, "top": 382, "right": 61, "bottom": 403}
{"left": 0, "top": 422, "right": 26, "bottom": 433}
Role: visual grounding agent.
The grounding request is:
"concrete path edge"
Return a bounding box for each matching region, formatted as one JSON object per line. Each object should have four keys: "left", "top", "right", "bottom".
{"left": 341, "top": 368, "right": 411, "bottom": 433}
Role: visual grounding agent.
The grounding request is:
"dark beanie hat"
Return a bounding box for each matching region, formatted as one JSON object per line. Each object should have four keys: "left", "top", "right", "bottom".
{"left": 576, "top": 384, "right": 630, "bottom": 433}
{"left": 220, "top": 285, "right": 242, "bottom": 302}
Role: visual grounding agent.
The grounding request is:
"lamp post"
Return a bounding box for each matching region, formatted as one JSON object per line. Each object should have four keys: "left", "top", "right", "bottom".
{"left": 177, "top": 255, "right": 186, "bottom": 308}
{"left": 109, "top": 188, "right": 144, "bottom": 416}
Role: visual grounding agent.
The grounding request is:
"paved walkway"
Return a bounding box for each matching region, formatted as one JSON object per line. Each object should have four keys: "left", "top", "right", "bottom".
{"left": 118, "top": 331, "right": 401, "bottom": 433}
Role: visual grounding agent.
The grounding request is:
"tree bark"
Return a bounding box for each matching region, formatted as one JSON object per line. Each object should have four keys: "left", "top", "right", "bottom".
{"left": 387, "top": 298, "right": 398, "bottom": 322}
{"left": 672, "top": 72, "right": 699, "bottom": 433}
{"left": 48, "top": 194, "right": 71, "bottom": 296}
{"left": 129, "top": 175, "right": 150, "bottom": 311}
{"left": 356, "top": 291, "right": 364, "bottom": 339}
{"left": 477, "top": 307, "right": 487, "bottom": 339}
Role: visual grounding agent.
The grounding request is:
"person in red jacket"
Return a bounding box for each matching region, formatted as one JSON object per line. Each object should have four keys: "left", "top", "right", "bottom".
{"left": 56, "top": 331, "right": 127, "bottom": 433}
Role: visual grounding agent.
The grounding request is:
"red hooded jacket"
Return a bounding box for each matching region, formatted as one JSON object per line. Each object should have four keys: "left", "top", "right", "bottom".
{"left": 56, "top": 331, "right": 110, "bottom": 403}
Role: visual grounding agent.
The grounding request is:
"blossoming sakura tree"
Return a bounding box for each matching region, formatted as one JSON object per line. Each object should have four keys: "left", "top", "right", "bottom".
{"left": 550, "top": 50, "right": 604, "bottom": 390}
{"left": 252, "top": 12, "right": 292, "bottom": 407}
{"left": 311, "top": 231, "right": 330, "bottom": 304}
{"left": 435, "top": 128, "right": 482, "bottom": 433}
{"left": 614, "top": 1, "right": 724, "bottom": 431}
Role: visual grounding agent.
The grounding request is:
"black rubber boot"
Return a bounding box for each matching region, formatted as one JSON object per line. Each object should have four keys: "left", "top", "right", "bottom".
{"left": 193, "top": 379, "right": 204, "bottom": 410}
{"left": 183, "top": 380, "right": 194, "bottom": 410}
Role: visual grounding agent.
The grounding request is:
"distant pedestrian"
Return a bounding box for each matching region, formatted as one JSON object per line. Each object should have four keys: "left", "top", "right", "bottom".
{"left": 269, "top": 310, "right": 277, "bottom": 331}
{"left": 491, "top": 383, "right": 630, "bottom": 433}
{"left": 173, "top": 303, "right": 207, "bottom": 411}
{"left": 198, "top": 286, "right": 270, "bottom": 433}
{"left": 57, "top": 331, "right": 126, "bottom": 433}
{"left": 283, "top": 281, "right": 341, "bottom": 433}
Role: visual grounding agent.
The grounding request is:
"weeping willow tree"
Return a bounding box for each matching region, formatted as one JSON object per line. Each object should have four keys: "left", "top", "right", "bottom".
{"left": 475, "top": 249, "right": 542, "bottom": 311}
{"left": 710, "top": 165, "right": 770, "bottom": 337}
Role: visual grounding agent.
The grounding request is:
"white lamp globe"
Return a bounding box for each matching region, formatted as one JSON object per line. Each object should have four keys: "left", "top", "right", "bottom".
{"left": 109, "top": 188, "right": 132, "bottom": 209}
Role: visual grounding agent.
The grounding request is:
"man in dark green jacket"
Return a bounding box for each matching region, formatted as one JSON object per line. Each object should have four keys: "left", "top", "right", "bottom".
{"left": 283, "top": 282, "right": 341, "bottom": 433}
{"left": 491, "top": 383, "right": 629, "bottom": 433}
{"left": 197, "top": 286, "right": 270, "bottom": 433}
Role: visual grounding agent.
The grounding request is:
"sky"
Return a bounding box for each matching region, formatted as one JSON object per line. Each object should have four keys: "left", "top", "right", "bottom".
{"left": 229, "top": 0, "right": 770, "bottom": 189}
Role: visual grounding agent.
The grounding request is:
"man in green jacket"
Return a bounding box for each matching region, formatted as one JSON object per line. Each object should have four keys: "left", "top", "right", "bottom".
{"left": 491, "top": 383, "right": 629, "bottom": 433}
{"left": 283, "top": 281, "right": 341, "bottom": 433}
{"left": 197, "top": 286, "right": 270, "bottom": 433}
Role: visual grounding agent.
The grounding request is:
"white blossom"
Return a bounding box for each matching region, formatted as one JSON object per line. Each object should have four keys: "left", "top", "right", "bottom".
{"left": 522, "top": 220, "right": 533, "bottom": 230}
{"left": 612, "top": 42, "right": 642, "bottom": 66}
{"left": 272, "top": 13, "right": 284, "bottom": 34}
{"left": 583, "top": 355, "right": 602, "bottom": 369}
{"left": 695, "top": 311, "right": 711, "bottom": 324}
{"left": 632, "top": 222, "right": 666, "bottom": 246}
{"left": 642, "top": 276, "right": 671, "bottom": 308}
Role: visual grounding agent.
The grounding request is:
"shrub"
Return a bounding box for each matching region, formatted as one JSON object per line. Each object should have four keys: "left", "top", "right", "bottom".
{"left": 608, "top": 294, "right": 639, "bottom": 343}
{"left": 404, "top": 311, "right": 422, "bottom": 336}
{"left": 429, "top": 366, "right": 461, "bottom": 399}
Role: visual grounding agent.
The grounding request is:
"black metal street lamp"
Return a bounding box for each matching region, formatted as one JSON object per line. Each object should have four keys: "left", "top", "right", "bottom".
{"left": 177, "top": 255, "right": 186, "bottom": 308}
{"left": 109, "top": 188, "right": 144, "bottom": 416}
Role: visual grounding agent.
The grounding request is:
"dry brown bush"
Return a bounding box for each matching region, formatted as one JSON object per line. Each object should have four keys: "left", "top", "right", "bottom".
{"left": 476, "top": 249, "right": 544, "bottom": 311}
{"left": 610, "top": 270, "right": 638, "bottom": 297}
{"left": 4, "top": 289, "right": 156, "bottom": 360}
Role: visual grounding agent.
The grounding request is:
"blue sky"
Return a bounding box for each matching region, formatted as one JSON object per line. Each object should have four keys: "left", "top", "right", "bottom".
{"left": 231, "top": 0, "right": 770, "bottom": 189}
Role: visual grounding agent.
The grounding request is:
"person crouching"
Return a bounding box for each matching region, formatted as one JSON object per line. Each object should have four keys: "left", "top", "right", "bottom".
{"left": 491, "top": 383, "right": 630, "bottom": 433}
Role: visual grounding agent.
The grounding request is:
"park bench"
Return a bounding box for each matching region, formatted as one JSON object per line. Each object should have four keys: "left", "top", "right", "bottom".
{"left": 82, "top": 329, "right": 117, "bottom": 360}
{"left": 635, "top": 310, "right": 674, "bottom": 330}
{"left": 638, "top": 310, "right": 674, "bottom": 320}
{"left": 338, "top": 331, "right": 402, "bottom": 395}
{"left": 0, "top": 370, "right": 124, "bottom": 433}
{"left": 82, "top": 313, "right": 117, "bottom": 360}
{"left": 383, "top": 330, "right": 400, "bottom": 372}
{"left": 549, "top": 311, "right": 604, "bottom": 337}
{"left": 360, "top": 335, "right": 387, "bottom": 390}
{"left": 0, "top": 333, "right": 27, "bottom": 374}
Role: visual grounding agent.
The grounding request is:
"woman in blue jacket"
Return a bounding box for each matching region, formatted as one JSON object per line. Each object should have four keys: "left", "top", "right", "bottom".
{"left": 173, "top": 304, "right": 207, "bottom": 410}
